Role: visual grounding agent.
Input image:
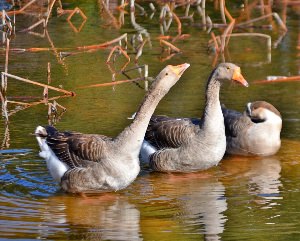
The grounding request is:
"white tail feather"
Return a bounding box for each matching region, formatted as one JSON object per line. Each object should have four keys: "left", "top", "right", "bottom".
{"left": 35, "top": 126, "right": 69, "bottom": 183}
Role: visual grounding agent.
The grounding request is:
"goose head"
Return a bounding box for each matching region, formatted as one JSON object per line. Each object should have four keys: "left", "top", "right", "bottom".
{"left": 152, "top": 63, "right": 190, "bottom": 92}
{"left": 246, "top": 101, "right": 282, "bottom": 125}
{"left": 213, "top": 63, "right": 249, "bottom": 87}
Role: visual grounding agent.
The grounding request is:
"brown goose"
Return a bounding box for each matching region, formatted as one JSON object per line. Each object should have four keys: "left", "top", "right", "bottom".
{"left": 35, "top": 63, "right": 190, "bottom": 193}
{"left": 222, "top": 101, "right": 282, "bottom": 156}
{"left": 140, "top": 63, "right": 248, "bottom": 172}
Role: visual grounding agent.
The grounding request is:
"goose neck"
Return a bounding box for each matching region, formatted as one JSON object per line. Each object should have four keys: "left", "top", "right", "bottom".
{"left": 203, "top": 75, "right": 221, "bottom": 113}
{"left": 115, "top": 88, "right": 166, "bottom": 152}
{"left": 200, "top": 75, "right": 223, "bottom": 130}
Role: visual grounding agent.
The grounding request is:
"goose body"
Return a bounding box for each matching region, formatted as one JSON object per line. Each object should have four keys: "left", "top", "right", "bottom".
{"left": 141, "top": 63, "right": 249, "bottom": 172}
{"left": 35, "top": 63, "right": 190, "bottom": 193}
{"left": 222, "top": 101, "right": 282, "bottom": 156}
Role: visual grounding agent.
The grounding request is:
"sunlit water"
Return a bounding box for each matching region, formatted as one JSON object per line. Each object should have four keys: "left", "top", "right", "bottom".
{"left": 1, "top": 1, "right": 300, "bottom": 240}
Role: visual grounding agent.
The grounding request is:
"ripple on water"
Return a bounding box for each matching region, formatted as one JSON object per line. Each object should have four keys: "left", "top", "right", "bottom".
{"left": 0, "top": 150, "right": 144, "bottom": 240}
{"left": 0, "top": 149, "right": 68, "bottom": 239}
{"left": 0, "top": 148, "right": 32, "bottom": 154}
{"left": 128, "top": 172, "right": 228, "bottom": 239}
{"left": 0, "top": 149, "right": 59, "bottom": 197}
{"left": 0, "top": 192, "right": 69, "bottom": 239}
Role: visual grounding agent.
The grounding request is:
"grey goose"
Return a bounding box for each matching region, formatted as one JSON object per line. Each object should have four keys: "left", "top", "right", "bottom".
{"left": 222, "top": 101, "right": 282, "bottom": 156}
{"left": 35, "top": 63, "right": 190, "bottom": 193}
{"left": 140, "top": 63, "right": 249, "bottom": 172}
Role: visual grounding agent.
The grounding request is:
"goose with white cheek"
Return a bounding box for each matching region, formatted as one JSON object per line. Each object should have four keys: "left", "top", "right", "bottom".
{"left": 140, "top": 63, "right": 249, "bottom": 172}
{"left": 35, "top": 63, "right": 190, "bottom": 193}
{"left": 222, "top": 101, "right": 282, "bottom": 156}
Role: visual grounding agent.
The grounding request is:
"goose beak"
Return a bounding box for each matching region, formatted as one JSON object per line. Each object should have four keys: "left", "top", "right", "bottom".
{"left": 171, "top": 63, "right": 190, "bottom": 76}
{"left": 232, "top": 68, "right": 249, "bottom": 87}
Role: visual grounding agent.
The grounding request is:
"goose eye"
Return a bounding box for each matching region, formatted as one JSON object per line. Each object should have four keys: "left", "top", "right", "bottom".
{"left": 226, "top": 67, "right": 230, "bottom": 70}
{"left": 165, "top": 73, "right": 169, "bottom": 76}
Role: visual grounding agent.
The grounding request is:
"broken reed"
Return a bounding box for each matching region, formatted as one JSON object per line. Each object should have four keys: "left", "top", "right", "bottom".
{"left": 253, "top": 76, "right": 300, "bottom": 84}
{"left": 1, "top": 72, "right": 75, "bottom": 96}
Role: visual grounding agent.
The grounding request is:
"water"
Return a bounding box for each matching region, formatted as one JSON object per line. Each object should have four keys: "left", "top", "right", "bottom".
{"left": 1, "top": 1, "right": 300, "bottom": 240}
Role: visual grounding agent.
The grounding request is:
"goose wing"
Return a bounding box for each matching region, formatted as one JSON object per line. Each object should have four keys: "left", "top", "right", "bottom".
{"left": 145, "top": 115, "right": 198, "bottom": 149}
{"left": 45, "top": 126, "right": 112, "bottom": 168}
{"left": 222, "top": 106, "right": 252, "bottom": 138}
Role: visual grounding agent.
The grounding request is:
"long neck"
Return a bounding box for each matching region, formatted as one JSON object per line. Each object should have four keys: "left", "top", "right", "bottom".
{"left": 200, "top": 71, "right": 223, "bottom": 130}
{"left": 114, "top": 87, "right": 167, "bottom": 152}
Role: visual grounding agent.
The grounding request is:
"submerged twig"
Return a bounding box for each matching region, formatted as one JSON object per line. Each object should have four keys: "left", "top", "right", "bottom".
{"left": 47, "top": 100, "right": 66, "bottom": 125}
{"left": 135, "top": 39, "right": 148, "bottom": 62}
{"left": 160, "top": 39, "right": 181, "bottom": 53}
{"left": 106, "top": 45, "right": 130, "bottom": 64}
{"left": 100, "top": 0, "right": 122, "bottom": 29}
{"left": 1, "top": 72, "right": 75, "bottom": 96}
{"left": 171, "top": 11, "right": 182, "bottom": 42}
{"left": 3, "top": 34, "right": 9, "bottom": 92}
{"left": 229, "top": 33, "right": 272, "bottom": 51}
{"left": 77, "top": 33, "right": 127, "bottom": 50}
{"left": 20, "top": 19, "right": 45, "bottom": 32}
{"left": 253, "top": 75, "right": 300, "bottom": 84}
{"left": 45, "top": 30, "right": 68, "bottom": 73}
{"left": 211, "top": 32, "right": 219, "bottom": 52}
{"left": 1, "top": 120, "right": 10, "bottom": 149}
{"left": 6, "top": 95, "right": 70, "bottom": 118}
{"left": 237, "top": 12, "right": 287, "bottom": 32}
{"left": 45, "top": 0, "right": 57, "bottom": 27}
{"left": 220, "top": 0, "right": 226, "bottom": 24}
{"left": 77, "top": 77, "right": 146, "bottom": 89}
{"left": 220, "top": 19, "right": 235, "bottom": 52}
{"left": 0, "top": 90, "right": 8, "bottom": 121}
{"left": 67, "top": 7, "right": 87, "bottom": 21}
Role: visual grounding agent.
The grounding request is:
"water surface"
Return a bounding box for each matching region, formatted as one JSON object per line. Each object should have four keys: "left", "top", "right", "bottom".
{"left": 1, "top": 1, "right": 300, "bottom": 240}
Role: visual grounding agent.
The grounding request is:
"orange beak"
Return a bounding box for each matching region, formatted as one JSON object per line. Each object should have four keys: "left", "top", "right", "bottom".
{"left": 170, "top": 63, "right": 190, "bottom": 76}
{"left": 232, "top": 68, "right": 249, "bottom": 87}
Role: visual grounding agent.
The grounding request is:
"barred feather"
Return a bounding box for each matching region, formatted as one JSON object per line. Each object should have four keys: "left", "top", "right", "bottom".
{"left": 145, "top": 116, "right": 198, "bottom": 149}
{"left": 222, "top": 107, "right": 253, "bottom": 138}
{"left": 45, "top": 126, "right": 112, "bottom": 168}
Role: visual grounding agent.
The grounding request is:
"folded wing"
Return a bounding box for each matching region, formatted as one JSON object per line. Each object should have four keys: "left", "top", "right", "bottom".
{"left": 45, "top": 126, "right": 112, "bottom": 168}
{"left": 145, "top": 116, "right": 199, "bottom": 149}
{"left": 222, "top": 106, "right": 252, "bottom": 138}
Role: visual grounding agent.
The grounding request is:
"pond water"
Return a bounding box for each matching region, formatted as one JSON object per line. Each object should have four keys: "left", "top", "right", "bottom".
{"left": 1, "top": 0, "right": 300, "bottom": 240}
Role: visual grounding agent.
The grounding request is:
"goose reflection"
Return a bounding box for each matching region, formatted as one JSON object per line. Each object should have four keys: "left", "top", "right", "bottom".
{"left": 42, "top": 194, "right": 142, "bottom": 240}
{"left": 180, "top": 176, "right": 227, "bottom": 241}
{"left": 136, "top": 172, "right": 227, "bottom": 240}
{"left": 221, "top": 155, "right": 282, "bottom": 207}
{"left": 248, "top": 157, "right": 282, "bottom": 205}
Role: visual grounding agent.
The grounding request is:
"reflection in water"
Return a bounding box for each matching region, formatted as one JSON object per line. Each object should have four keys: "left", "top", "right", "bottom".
{"left": 180, "top": 178, "right": 227, "bottom": 241}
{"left": 221, "top": 156, "right": 282, "bottom": 208}
{"left": 0, "top": 151, "right": 64, "bottom": 239}
{"left": 136, "top": 172, "right": 227, "bottom": 240}
{"left": 247, "top": 157, "right": 282, "bottom": 206}
{"left": 0, "top": 147, "right": 296, "bottom": 240}
{"left": 0, "top": 151, "right": 142, "bottom": 240}
{"left": 1, "top": 1, "right": 300, "bottom": 239}
{"left": 1, "top": 120, "right": 10, "bottom": 149}
{"left": 0, "top": 194, "right": 68, "bottom": 240}
{"left": 43, "top": 195, "right": 142, "bottom": 240}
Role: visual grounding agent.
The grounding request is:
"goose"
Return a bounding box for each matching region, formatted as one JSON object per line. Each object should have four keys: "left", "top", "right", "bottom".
{"left": 35, "top": 63, "right": 190, "bottom": 193}
{"left": 140, "top": 62, "right": 249, "bottom": 172}
{"left": 222, "top": 101, "right": 282, "bottom": 156}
